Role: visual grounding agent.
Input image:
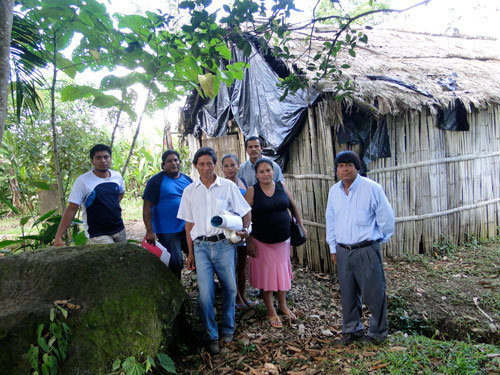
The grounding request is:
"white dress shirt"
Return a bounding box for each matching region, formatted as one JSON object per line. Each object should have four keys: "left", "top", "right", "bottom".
{"left": 177, "top": 176, "right": 251, "bottom": 240}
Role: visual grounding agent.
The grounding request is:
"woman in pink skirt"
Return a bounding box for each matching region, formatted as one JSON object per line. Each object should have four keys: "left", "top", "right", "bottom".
{"left": 245, "top": 159, "right": 307, "bottom": 328}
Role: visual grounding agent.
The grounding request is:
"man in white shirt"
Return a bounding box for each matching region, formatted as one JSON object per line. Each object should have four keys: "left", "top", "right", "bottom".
{"left": 177, "top": 147, "right": 251, "bottom": 355}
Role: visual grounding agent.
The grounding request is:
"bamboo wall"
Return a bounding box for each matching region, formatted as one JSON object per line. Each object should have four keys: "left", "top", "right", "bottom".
{"left": 186, "top": 132, "right": 246, "bottom": 178}
{"left": 284, "top": 101, "right": 500, "bottom": 272}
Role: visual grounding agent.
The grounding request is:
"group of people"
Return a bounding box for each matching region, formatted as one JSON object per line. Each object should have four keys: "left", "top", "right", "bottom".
{"left": 54, "top": 138, "right": 395, "bottom": 355}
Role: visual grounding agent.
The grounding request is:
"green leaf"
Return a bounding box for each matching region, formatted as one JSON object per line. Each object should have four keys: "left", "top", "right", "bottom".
{"left": 341, "top": 64, "right": 351, "bottom": 69}
{"left": 37, "top": 324, "right": 44, "bottom": 339}
{"left": 73, "top": 231, "right": 87, "bottom": 246}
{"left": 56, "top": 305, "right": 68, "bottom": 319}
{"left": 215, "top": 42, "right": 231, "bottom": 60}
{"left": 38, "top": 336, "right": 50, "bottom": 353}
{"left": 27, "top": 346, "right": 40, "bottom": 371}
{"left": 1, "top": 241, "right": 23, "bottom": 252}
{"left": 32, "top": 181, "right": 50, "bottom": 190}
{"left": 33, "top": 210, "right": 57, "bottom": 227}
{"left": 20, "top": 216, "right": 31, "bottom": 226}
{"left": 348, "top": 49, "right": 356, "bottom": 57}
{"left": 48, "top": 336, "right": 56, "bottom": 348}
{"left": 55, "top": 53, "right": 77, "bottom": 79}
{"left": 147, "top": 356, "right": 155, "bottom": 368}
{"left": 50, "top": 308, "right": 55, "bottom": 322}
{"left": 179, "top": 1, "right": 195, "bottom": 10}
{"left": 157, "top": 352, "right": 176, "bottom": 373}
{"left": 112, "top": 359, "right": 121, "bottom": 371}
{"left": 122, "top": 356, "right": 146, "bottom": 375}
{"left": 41, "top": 362, "right": 50, "bottom": 375}
{"left": 0, "top": 196, "right": 19, "bottom": 215}
{"left": 60, "top": 85, "right": 97, "bottom": 101}
{"left": 20, "top": 165, "right": 27, "bottom": 180}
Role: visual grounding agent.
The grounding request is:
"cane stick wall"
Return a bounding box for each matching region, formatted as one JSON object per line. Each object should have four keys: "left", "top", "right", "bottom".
{"left": 284, "top": 100, "right": 500, "bottom": 273}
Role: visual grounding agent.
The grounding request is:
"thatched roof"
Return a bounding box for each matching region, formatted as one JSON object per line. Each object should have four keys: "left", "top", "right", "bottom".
{"left": 286, "top": 26, "right": 500, "bottom": 115}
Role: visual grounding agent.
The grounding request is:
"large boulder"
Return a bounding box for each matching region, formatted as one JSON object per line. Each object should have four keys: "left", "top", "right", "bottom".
{"left": 0, "top": 243, "right": 185, "bottom": 374}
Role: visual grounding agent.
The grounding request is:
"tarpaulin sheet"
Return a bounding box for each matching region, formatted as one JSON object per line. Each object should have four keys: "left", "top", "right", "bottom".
{"left": 195, "top": 44, "right": 319, "bottom": 166}
{"left": 437, "top": 99, "right": 469, "bottom": 131}
{"left": 337, "top": 110, "right": 391, "bottom": 173}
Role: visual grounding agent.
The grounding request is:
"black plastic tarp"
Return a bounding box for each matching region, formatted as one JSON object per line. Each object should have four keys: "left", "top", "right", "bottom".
{"left": 337, "top": 110, "right": 391, "bottom": 173}
{"left": 437, "top": 99, "right": 469, "bottom": 131}
{"left": 195, "top": 44, "right": 319, "bottom": 166}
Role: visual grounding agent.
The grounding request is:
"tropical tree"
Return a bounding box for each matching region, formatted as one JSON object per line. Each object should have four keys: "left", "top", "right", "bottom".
{"left": 0, "top": 0, "right": 15, "bottom": 146}
{"left": 9, "top": 12, "right": 47, "bottom": 121}
{"left": 1, "top": 87, "right": 108, "bottom": 215}
{"left": 20, "top": 0, "right": 115, "bottom": 213}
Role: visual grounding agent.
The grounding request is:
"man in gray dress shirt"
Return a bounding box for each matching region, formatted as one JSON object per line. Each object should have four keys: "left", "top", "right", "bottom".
{"left": 237, "top": 136, "right": 283, "bottom": 186}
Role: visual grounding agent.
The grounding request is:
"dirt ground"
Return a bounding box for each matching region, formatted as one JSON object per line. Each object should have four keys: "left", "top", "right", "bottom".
{"left": 126, "top": 221, "right": 500, "bottom": 374}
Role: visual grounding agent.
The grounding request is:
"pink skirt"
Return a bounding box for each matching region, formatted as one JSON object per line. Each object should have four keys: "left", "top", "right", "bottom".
{"left": 249, "top": 237, "right": 293, "bottom": 291}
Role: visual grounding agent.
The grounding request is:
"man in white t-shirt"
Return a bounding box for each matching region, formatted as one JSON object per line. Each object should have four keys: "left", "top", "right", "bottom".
{"left": 54, "top": 144, "right": 126, "bottom": 246}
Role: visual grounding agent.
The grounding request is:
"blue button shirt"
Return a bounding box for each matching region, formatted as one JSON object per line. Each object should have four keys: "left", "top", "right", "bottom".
{"left": 325, "top": 174, "right": 395, "bottom": 254}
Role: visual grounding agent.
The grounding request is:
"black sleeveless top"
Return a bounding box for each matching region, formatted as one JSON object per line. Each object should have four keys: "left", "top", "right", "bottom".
{"left": 252, "top": 181, "right": 291, "bottom": 244}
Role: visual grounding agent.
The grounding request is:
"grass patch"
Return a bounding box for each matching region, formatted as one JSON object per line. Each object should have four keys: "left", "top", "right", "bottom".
{"left": 320, "top": 334, "right": 499, "bottom": 374}
{"left": 121, "top": 197, "right": 142, "bottom": 222}
{"left": 369, "top": 333, "right": 499, "bottom": 374}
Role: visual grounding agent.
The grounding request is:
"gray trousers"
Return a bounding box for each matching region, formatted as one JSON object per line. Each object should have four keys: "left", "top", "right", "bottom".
{"left": 337, "top": 242, "right": 388, "bottom": 340}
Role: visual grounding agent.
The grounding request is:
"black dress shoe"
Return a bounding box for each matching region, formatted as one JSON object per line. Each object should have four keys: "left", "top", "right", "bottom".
{"left": 361, "top": 335, "right": 386, "bottom": 345}
{"left": 207, "top": 340, "right": 220, "bottom": 355}
{"left": 221, "top": 334, "right": 233, "bottom": 343}
{"left": 339, "top": 332, "right": 364, "bottom": 346}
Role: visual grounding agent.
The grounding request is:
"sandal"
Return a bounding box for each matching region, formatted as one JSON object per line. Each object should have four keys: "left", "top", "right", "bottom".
{"left": 236, "top": 303, "right": 247, "bottom": 310}
{"left": 245, "top": 300, "right": 258, "bottom": 307}
{"left": 267, "top": 315, "right": 283, "bottom": 328}
{"left": 279, "top": 308, "right": 297, "bottom": 320}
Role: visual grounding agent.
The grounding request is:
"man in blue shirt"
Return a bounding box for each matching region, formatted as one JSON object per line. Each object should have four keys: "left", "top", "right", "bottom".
{"left": 325, "top": 151, "right": 395, "bottom": 345}
{"left": 143, "top": 150, "right": 192, "bottom": 279}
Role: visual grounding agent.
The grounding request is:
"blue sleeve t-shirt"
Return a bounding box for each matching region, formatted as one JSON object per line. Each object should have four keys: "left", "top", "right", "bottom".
{"left": 68, "top": 169, "right": 125, "bottom": 238}
{"left": 143, "top": 172, "right": 193, "bottom": 234}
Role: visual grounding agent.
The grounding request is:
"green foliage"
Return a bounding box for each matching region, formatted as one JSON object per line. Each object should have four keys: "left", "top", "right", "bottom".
{"left": 432, "top": 235, "right": 458, "bottom": 257}
{"left": 27, "top": 306, "right": 71, "bottom": 375}
{"left": 316, "top": 0, "right": 391, "bottom": 26}
{"left": 0, "top": 208, "right": 86, "bottom": 252}
{"left": 387, "top": 294, "right": 430, "bottom": 335}
{"left": 110, "top": 352, "right": 176, "bottom": 375}
{"left": 368, "top": 333, "right": 500, "bottom": 374}
{"left": 2, "top": 88, "right": 108, "bottom": 214}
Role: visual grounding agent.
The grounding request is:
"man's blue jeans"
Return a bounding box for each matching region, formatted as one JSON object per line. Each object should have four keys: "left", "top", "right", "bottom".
{"left": 157, "top": 232, "right": 184, "bottom": 279}
{"left": 194, "top": 239, "right": 237, "bottom": 341}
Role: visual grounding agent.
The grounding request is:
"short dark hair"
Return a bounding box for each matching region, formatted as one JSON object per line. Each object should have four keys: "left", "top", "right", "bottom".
{"left": 221, "top": 154, "right": 239, "bottom": 166}
{"left": 254, "top": 158, "right": 273, "bottom": 173}
{"left": 161, "top": 149, "right": 180, "bottom": 166}
{"left": 334, "top": 150, "right": 361, "bottom": 171}
{"left": 90, "top": 144, "right": 112, "bottom": 159}
{"left": 193, "top": 147, "right": 217, "bottom": 165}
{"left": 245, "top": 136, "right": 263, "bottom": 149}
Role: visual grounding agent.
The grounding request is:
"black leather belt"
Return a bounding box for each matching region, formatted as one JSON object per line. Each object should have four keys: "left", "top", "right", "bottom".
{"left": 195, "top": 234, "right": 226, "bottom": 242}
{"left": 338, "top": 240, "right": 375, "bottom": 250}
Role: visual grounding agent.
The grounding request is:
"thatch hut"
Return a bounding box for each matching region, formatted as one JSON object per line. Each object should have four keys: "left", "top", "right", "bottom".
{"left": 180, "top": 27, "right": 500, "bottom": 273}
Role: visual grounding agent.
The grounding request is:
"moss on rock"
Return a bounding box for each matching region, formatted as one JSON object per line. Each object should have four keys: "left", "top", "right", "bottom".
{"left": 0, "top": 243, "right": 185, "bottom": 375}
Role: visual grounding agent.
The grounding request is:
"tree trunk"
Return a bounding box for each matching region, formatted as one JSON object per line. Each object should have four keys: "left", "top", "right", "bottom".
{"left": 109, "top": 100, "right": 124, "bottom": 152}
{"left": 121, "top": 94, "right": 150, "bottom": 178}
{"left": 50, "top": 32, "right": 66, "bottom": 214}
{"left": 0, "top": 0, "right": 15, "bottom": 147}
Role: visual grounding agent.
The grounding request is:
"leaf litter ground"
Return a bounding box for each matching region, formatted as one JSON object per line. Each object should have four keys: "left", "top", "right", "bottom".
{"left": 169, "top": 241, "right": 500, "bottom": 374}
